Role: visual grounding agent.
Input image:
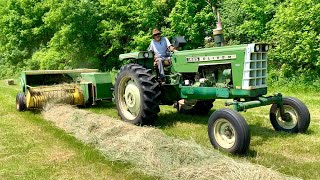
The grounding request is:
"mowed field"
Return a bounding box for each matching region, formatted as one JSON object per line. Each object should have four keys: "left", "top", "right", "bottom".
{"left": 0, "top": 82, "right": 153, "bottom": 179}
{"left": 90, "top": 86, "right": 320, "bottom": 179}
{"left": 1, "top": 80, "right": 320, "bottom": 179}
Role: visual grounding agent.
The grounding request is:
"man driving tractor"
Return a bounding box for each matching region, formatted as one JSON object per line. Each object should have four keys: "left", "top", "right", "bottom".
{"left": 148, "top": 28, "right": 175, "bottom": 82}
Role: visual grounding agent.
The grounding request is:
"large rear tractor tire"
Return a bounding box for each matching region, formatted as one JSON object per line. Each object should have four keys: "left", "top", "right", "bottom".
{"left": 115, "top": 64, "right": 161, "bottom": 125}
{"left": 177, "top": 99, "right": 214, "bottom": 115}
{"left": 16, "top": 93, "right": 26, "bottom": 111}
{"left": 270, "top": 97, "right": 310, "bottom": 133}
{"left": 208, "top": 109, "right": 250, "bottom": 155}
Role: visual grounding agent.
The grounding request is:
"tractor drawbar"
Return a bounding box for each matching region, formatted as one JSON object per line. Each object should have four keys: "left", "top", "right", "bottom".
{"left": 226, "top": 93, "right": 283, "bottom": 112}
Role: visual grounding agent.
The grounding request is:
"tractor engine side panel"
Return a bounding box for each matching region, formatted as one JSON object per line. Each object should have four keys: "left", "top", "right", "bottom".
{"left": 171, "top": 45, "right": 247, "bottom": 88}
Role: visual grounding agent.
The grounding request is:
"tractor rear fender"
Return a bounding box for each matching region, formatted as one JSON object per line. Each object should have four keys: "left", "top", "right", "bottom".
{"left": 119, "top": 51, "right": 155, "bottom": 69}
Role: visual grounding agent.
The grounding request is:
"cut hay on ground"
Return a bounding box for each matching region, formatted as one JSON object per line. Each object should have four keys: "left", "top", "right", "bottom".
{"left": 42, "top": 104, "right": 298, "bottom": 180}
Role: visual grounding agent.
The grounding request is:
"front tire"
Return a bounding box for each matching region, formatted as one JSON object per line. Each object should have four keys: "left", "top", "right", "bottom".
{"left": 16, "top": 93, "right": 26, "bottom": 111}
{"left": 208, "top": 109, "right": 250, "bottom": 155}
{"left": 270, "top": 97, "right": 310, "bottom": 133}
{"left": 115, "top": 64, "right": 161, "bottom": 125}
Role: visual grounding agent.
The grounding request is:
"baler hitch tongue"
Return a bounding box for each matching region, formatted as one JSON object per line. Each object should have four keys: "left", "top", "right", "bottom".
{"left": 226, "top": 93, "right": 283, "bottom": 112}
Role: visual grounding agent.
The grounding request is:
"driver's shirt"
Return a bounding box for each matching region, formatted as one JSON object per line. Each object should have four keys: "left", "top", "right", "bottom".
{"left": 148, "top": 37, "right": 172, "bottom": 58}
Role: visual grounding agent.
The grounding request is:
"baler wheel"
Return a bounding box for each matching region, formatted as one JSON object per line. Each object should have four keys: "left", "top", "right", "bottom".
{"left": 177, "top": 99, "right": 214, "bottom": 115}
{"left": 270, "top": 97, "right": 310, "bottom": 133}
{"left": 16, "top": 93, "right": 26, "bottom": 111}
{"left": 208, "top": 109, "right": 250, "bottom": 155}
{"left": 115, "top": 64, "right": 161, "bottom": 125}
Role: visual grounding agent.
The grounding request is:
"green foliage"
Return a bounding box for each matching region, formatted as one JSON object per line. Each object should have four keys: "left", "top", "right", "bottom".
{"left": 166, "top": 0, "right": 215, "bottom": 48}
{"left": 0, "top": 0, "right": 51, "bottom": 75}
{"left": 267, "top": 0, "right": 320, "bottom": 77}
{"left": 0, "top": 0, "right": 320, "bottom": 83}
{"left": 221, "top": 0, "right": 282, "bottom": 44}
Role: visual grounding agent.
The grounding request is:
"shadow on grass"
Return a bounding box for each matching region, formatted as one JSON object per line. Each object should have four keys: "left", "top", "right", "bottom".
{"left": 155, "top": 109, "right": 217, "bottom": 128}
{"left": 89, "top": 100, "right": 115, "bottom": 109}
{"left": 28, "top": 109, "right": 42, "bottom": 114}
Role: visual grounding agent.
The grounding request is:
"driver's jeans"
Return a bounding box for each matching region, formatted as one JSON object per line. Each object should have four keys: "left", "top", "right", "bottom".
{"left": 155, "top": 57, "right": 171, "bottom": 78}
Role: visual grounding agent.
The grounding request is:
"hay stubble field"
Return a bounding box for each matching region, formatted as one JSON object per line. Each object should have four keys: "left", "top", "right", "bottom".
{"left": 1, "top": 81, "right": 320, "bottom": 179}
{"left": 0, "top": 82, "right": 153, "bottom": 180}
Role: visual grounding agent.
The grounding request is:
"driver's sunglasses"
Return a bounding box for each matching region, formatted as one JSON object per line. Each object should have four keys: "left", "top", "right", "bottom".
{"left": 153, "top": 33, "right": 161, "bottom": 37}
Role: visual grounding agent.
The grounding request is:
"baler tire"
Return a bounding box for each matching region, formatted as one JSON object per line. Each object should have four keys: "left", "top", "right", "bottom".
{"left": 270, "top": 97, "right": 310, "bottom": 133}
{"left": 208, "top": 109, "right": 250, "bottom": 155}
{"left": 115, "top": 64, "right": 161, "bottom": 125}
{"left": 16, "top": 93, "right": 26, "bottom": 111}
{"left": 178, "top": 100, "right": 214, "bottom": 115}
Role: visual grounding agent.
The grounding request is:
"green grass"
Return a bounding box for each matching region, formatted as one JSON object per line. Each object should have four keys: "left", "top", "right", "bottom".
{"left": 90, "top": 87, "right": 320, "bottom": 179}
{"left": 3, "top": 79, "right": 319, "bottom": 179}
{"left": 0, "top": 82, "right": 154, "bottom": 180}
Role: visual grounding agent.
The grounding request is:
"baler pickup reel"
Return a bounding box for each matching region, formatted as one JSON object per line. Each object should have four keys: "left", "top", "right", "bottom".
{"left": 25, "top": 84, "right": 83, "bottom": 109}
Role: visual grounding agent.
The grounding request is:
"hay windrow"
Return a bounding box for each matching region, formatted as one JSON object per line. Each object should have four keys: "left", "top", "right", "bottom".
{"left": 42, "top": 104, "right": 298, "bottom": 180}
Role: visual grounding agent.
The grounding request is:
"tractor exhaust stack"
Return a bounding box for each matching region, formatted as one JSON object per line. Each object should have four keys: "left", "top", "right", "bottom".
{"left": 208, "top": 0, "right": 225, "bottom": 47}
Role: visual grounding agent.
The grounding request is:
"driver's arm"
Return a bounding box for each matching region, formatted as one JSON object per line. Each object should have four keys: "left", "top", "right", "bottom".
{"left": 164, "top": 37, "right": 175, "bottom": 52}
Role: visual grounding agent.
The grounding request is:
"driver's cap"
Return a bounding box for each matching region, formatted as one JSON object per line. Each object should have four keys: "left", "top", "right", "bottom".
{"left": 152, "top": 28, "right": 161, "bottom": 35}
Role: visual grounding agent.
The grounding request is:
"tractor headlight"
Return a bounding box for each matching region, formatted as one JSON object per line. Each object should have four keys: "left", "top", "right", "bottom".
{"left": 255, "top": 44, "right": 260, "bottom": 52}
{"left": 143, "top": 52, "right": 149, "bottom": 58}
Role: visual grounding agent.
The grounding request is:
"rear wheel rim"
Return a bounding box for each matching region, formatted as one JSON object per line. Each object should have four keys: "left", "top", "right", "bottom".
{"left": 213, "top": 118, "right": 236, "bottom": 149}
{"left": 118, "top": 76, "right": 141, "bottom": 121}
{"left": 275, "top": 105, "right": 298, "bottom": 129}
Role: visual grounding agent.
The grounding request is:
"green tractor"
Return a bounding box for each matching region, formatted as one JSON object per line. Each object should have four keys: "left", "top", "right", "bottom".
{"left": 115, "top": 42, "right": 310, "bottom": 154}
{"left": 16, "top": 41, "right": 311, "bottom": 155}
{"left": 15, "top": 5, "right": 310, "bottom": 154}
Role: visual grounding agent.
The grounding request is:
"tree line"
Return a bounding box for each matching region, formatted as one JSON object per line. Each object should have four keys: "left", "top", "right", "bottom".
{"left": 0, "top": 0, "right": 319, "bottom": 81}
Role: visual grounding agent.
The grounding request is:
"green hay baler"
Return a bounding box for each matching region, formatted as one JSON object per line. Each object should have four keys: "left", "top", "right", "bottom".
{"left": 16, "top": 69, "right": 113, "bottom": 110}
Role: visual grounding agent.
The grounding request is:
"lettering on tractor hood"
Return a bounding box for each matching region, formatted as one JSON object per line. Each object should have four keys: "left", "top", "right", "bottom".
{"left": 186, "top": 54, "right": 236, "bottom": 62}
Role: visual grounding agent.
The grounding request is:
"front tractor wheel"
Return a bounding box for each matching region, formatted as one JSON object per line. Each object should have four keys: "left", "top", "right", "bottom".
{"left": 208, "top": 109, "right": 250, "bottom": 155}
{"left": 270, "top": 97, "right": 310, "bottom": 133}
{"left": 115, "top": 64, "right": 161, "bottom": 125}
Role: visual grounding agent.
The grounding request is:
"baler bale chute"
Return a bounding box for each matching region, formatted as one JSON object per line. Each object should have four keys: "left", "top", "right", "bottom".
{"left": 16, "top": 69, "right": 113, "bottom": 111}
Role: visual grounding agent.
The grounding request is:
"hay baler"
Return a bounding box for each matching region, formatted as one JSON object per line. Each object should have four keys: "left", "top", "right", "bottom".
{"left": 16, "top": 44, "right": 310, "bottom": 155}
{"left": 16, "top": 69, "right": 113, "bottom": 111}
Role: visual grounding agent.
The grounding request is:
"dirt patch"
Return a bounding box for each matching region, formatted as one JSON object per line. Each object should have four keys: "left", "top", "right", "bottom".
{"left": 42, "top": 104, "right": 298, "bottom": 180}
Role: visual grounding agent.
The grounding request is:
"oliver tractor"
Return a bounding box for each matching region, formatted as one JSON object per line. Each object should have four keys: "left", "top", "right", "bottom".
{"left": 16, "top": 41, "right": 310, "bottom": 155}
{"left": 114, "top": 42, "right": 310, "bottom": 154}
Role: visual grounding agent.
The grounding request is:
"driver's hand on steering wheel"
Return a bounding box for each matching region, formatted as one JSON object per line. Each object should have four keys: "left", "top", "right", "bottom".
{"left": 169, "top": 46, "right": 175, "bottom": 52}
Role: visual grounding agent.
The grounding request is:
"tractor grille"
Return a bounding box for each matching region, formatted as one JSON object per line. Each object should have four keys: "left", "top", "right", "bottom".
{"left": 242, "top": 50, "right": 267, "bottom": 89}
